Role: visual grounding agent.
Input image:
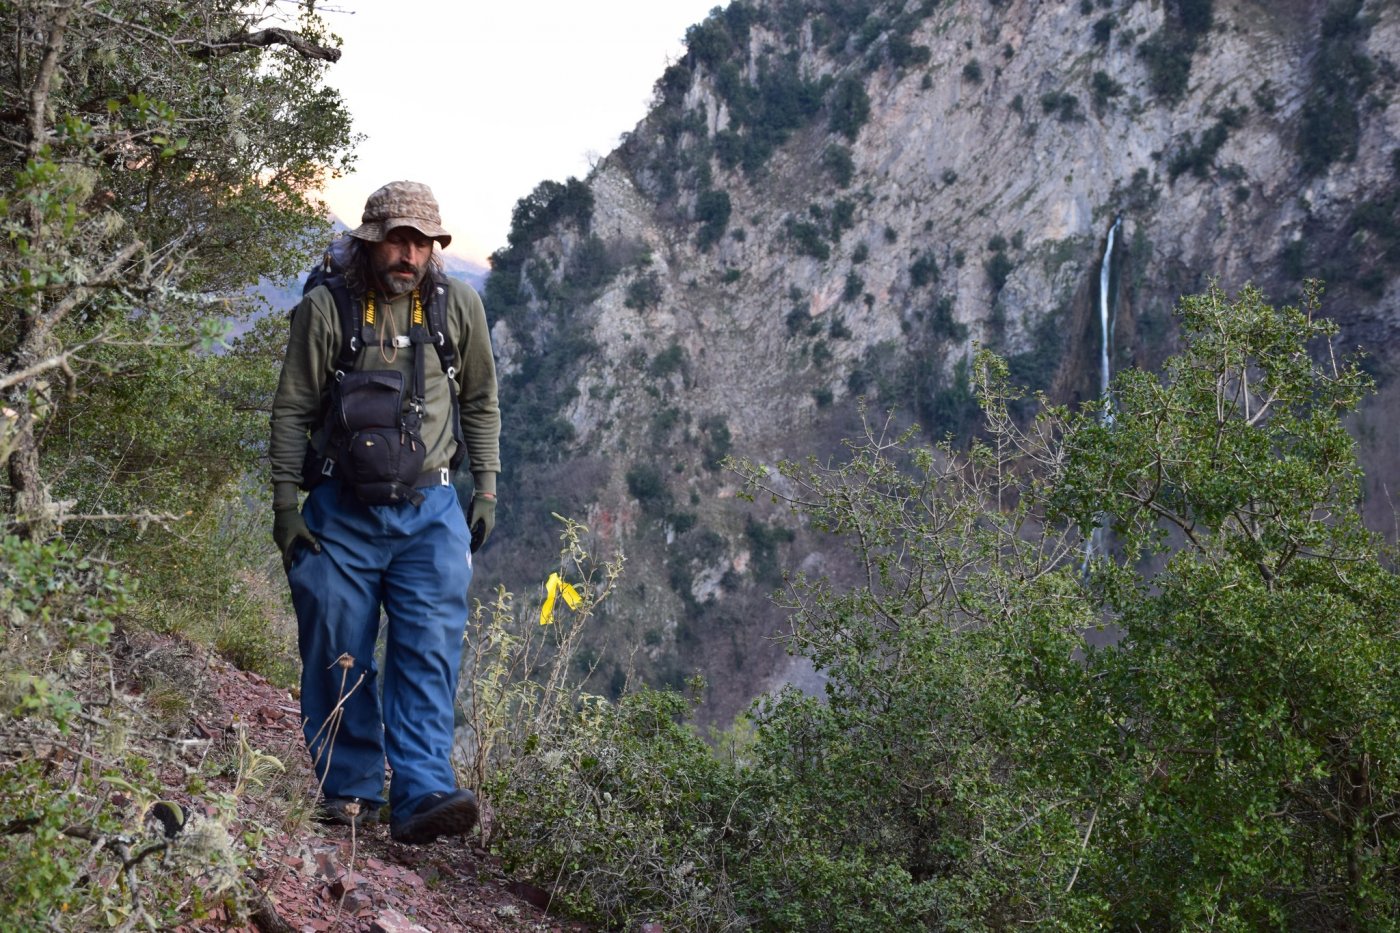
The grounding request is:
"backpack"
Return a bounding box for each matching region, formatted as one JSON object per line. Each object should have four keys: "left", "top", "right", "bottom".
{"left": 297, "top": 239, "right": 466, "bottom": 504}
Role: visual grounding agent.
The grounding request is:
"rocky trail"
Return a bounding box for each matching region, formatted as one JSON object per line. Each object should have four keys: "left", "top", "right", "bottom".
{"left": 124, "top": 633, "right": 585, "bottom": 933}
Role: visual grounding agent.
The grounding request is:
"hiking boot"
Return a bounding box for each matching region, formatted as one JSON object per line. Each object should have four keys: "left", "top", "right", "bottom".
{"left": 389, "top": 789, "right": 478, "bottom": 845}
{"left": 315, "top": 796, "right": 379, "bottom": 828}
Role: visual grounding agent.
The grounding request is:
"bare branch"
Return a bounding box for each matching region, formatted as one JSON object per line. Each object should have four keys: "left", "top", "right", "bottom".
{"left": 0, "top": 335, "right": 106, "bottom": 393}
{"left": 29, "top": 239, "right": 144, "bottom": 343}
{"left": 25, "top": 0, "right": 78, "bottom": 157}
{"left": 192, "top": 28, "right": 341, "bottom": 62}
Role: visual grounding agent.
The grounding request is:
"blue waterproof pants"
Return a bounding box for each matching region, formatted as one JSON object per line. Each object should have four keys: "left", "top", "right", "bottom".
{"left": 286, "top": 481, "right": 471, "bottom": 817}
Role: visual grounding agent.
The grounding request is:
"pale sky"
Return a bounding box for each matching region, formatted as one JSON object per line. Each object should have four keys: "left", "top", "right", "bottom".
{"left": 316, "top": 0, "right": 720, "bottom": 267}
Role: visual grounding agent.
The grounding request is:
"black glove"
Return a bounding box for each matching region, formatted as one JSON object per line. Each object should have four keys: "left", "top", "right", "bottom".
{"left": 468, "top": 494, "right": 496, "bottom": 553}
{"left": 273, "top": 507, "right": 320, "bottom": 572}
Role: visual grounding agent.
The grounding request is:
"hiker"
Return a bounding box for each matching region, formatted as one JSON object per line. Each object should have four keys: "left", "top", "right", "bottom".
{"left": 269, "top": 180, "right": 500, "bottom": 844}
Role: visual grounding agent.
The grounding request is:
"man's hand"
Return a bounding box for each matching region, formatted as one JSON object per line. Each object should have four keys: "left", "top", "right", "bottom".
{"left": 273, "top": 507, "right": 320, "bottom": 572}
{"left": 468, "top": 494, "right": 496, "bottom": 553}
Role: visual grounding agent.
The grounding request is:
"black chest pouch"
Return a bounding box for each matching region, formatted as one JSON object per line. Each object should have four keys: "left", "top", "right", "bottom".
{"left": 329, "top": 368, "right": 426, "bottom": 505}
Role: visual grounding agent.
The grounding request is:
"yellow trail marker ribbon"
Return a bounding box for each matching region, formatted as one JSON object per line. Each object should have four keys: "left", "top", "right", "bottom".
{"left": 540, "top": 572, "right": 583, "bottom": 625}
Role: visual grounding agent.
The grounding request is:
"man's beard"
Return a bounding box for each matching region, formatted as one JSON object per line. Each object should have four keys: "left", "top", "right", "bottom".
{"left": 375, "top": 256, "right": 426, "bottom": 296}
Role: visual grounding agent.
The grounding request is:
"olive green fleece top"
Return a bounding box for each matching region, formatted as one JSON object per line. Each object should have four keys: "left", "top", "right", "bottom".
{"left": 269, "top": 276, "right": 500, "bottom": 509}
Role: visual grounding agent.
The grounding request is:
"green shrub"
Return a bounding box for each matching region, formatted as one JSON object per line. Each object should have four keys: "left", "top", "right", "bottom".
{"left": 1137, "top": 27, "right": 1198, "bottom": 103}
{"left": 928, "top": 294, "right": 967, "bottom": 342}
{"left": 700, "top": 415, "right": 732, "bottom": 471}
{"left": 822, "top": 144, "right": 855, "bottom": 187}
{"left": 1040, "top": 89, "right": 1084, "bottom": 122}
{"left": 625, "top": 270, "right": 664, "bottom": 310}
{"left": 695, "top": 188, "right": 732, "bottom": 250}
{"left": 650, "top": 343, "right": 688, "bottom": 379}
{"left": 910, "top": 251, "right": 940, "bottom": 287}
{"left": 961, "top": 59, "right": 983, "bottom": 83}
{"left": 625, "top": 464, "right": 670, "bottom": 515}
{"left": 828, "top": 74, "right": 872, "bottom": 140}
{"left": 786, "top": 219, "right": 831, "bottom": 260}
{"left": 985, "top": 250, "right": 1014, "bottom": 293}
{"left": 730, "top": 285, "right": 1400, "bottom": 926}
{"left": 1091, "top": 69, "right": 1124, "bottom": 111}
{"left": 843, "top": 271, "right": 864, "bottom": 302}
{"left": 887, "top": 35, "right": 932, "bottom": 70}
{"left": 1298, "top": 0, "right": 1375, "bottom": 175}
{"left": 1093, "top": 14, "right": 1114, "bottom": 44}
{"left": 744, "top": 517, "right": 794, "bottom": 586}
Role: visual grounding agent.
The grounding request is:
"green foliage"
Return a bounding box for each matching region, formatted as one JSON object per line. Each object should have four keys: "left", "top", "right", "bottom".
{"left": 489, "top": 687, "right": 764, "bottom": 929}
{"left": 1090, "top": 70, "right": 1124, "bottom": 112}
{"left": 625, "top": 270, "right": 664, "bottom": 311}
{"left": 1093, "top": 14, "right": 1115, "bottom": 45}
{"left": 985, "top": 249, "right": 1015, "bottom": 293}
{"left": 694, "top": 188, "right": 733, "bottom": 249}
{"left": 1136, "top": 1, "right": 1214, "bottom": 104}
{"left": 911, "top": 250, "right": 940, "bottom": 287}
{"left": 712, "top": 56, "right": 826, "bottom": 175}
{"left": 1039, "top": 89, "right": 1084, "bottom": 123}
{"left": 961, "top": 59, "right": 983, "bottom": 83}
{"left": 927, "top": 294, "right": 967, "bottom": 343}
{"left": 506, "top": 177, "right": 595, "bottom": 250}
{"left": 822, "top": 144, "right": 856, "bottom": 187}
{"left": 744, "top": 517, "right": 795, "bottom": 587}
{"left": 492, "top": 294, "right": 1397, "bottom": 930}
{"left": 923, "top": 354, "right": 980, "bottom": 439}
{"left": 1167, "top": 107, "right": 1245, "bottom": 181}
{"left": 2, "top": 1, "right": 353, "bottom": 532}
{"left": 724, "top": 283, "right": 1399, "bottom": 927}
{"left": 1298, "top": 0, "right": 1375, "bottom": 176}
{"left": 786, "top": 219, "right": 831, "bottom": 261}
{"left": 842, "top": 271, "right": 865, "bottom": 302}
{"left": 626, "top": 464, "right": 671, "bottom": 516}
{"left": 699, "top": 415, "right": 733, "bottom": 471}
{"left": 650, "top": 343, "right": 689, "bottom": 379}
{"left": 0, "top": 533, "right": 281, "bottom": 928}
{"left": 887, "top": 35, "right": 933, "bottom": 70}
{"left": 829, "top": 75, "right": 872, "bottom": 141}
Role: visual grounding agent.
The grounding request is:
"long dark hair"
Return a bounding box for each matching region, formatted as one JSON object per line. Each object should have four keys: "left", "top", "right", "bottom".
{"left": 338, "top": 235, "right": 445, "bottom": 296}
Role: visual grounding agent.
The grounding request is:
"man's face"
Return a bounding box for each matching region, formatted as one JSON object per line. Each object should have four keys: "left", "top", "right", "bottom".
{"left": 370, "top": 227, "right": 435, "bottom": 296}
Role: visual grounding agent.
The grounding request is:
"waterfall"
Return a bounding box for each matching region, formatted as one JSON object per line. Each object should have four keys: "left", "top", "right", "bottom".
{"left": 1098, "top": 216, "right": 1121, "bottom": 409}
{"left": 1084, "top": 216, "right": 1121, "bottom": 569}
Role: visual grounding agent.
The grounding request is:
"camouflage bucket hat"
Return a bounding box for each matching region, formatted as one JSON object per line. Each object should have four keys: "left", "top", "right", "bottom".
{"left": 348, "top": 180, "right": 452, "bottom": 247}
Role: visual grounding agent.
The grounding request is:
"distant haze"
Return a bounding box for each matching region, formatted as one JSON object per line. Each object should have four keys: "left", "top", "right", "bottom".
{"left": 316, "top": 0, "right": 719, "bottom": 267}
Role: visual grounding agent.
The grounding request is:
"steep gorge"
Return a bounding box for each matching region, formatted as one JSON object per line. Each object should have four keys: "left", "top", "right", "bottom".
{"left": 476, "top": 0, "right": 1400, "bottom": 725}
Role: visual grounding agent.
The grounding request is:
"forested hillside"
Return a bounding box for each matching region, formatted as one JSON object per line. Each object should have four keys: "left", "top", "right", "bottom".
{"left": 478, "top": 0, "right": 1400, "bottom": 729}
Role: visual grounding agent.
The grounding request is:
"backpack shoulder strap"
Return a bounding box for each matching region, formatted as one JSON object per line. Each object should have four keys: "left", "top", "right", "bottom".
{"left": 325, "top": 273, "right": 361, "bottom": 373}
{"left": 423, "top": 275, "right": 457, "bottom": 379}
{"left": 423, "top": 274, "right": 466, "bottom": 471}
{"left": 303, "top": 244, "right": 362, "bottom": 374}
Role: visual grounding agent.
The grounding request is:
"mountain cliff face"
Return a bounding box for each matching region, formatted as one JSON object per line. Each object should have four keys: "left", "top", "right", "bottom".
{"left": 478, "top": 0, "right": 1400, "bottom": 724}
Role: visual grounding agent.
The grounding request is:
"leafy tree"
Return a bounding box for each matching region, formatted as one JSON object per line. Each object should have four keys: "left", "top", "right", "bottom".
{"left": 828, "top": 74, "right": 872, "bottom": 141}
{"left": 737, "top": 283, "right": 1398, "bottom": 927}
{"left": 1, "top": 0, "right": 353, "bottom": 534}
{"left": 0, "top": 3, "right": 353, "bottom": 925}
{"left": 491, "top": 285, "right": 1399, "bottom": 929}
{"left": 694, "top": 188, "right": 732, "bottom": 250}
